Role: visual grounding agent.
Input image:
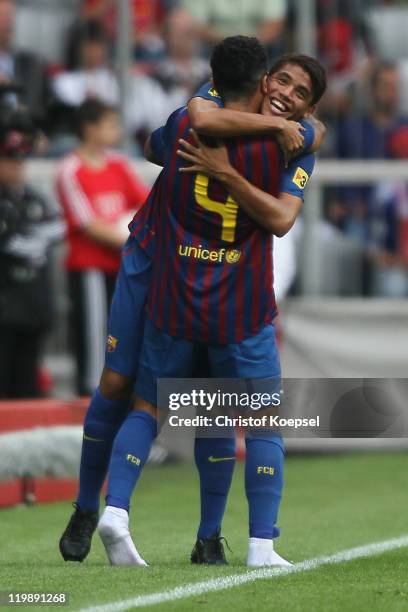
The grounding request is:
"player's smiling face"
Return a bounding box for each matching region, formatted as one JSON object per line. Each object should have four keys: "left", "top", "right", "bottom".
{"left": 262, "top": 63, "right": 315, "bottom": 121}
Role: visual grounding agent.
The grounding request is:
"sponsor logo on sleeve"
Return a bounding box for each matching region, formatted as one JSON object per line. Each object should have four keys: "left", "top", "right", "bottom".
{"left": 292, "top": 167, "right": 309, "bottom": 189}
{"left": 106, "top": 335, "right": 118, "bottom": 353}
{"left": 208, "top": 87, "right": 220, "bottom": 98}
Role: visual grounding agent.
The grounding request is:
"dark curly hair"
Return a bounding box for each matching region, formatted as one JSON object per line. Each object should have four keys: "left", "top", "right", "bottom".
{"left": 269, "top": 54, "right": 327, "bottom": 106}
{"left": 211, "top": 36, "right": 267, "bottom": 102}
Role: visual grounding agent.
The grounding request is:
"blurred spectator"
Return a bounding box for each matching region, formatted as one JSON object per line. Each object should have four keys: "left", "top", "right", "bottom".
{"left": 336, "top": 62, "right": 406, "bottom": 159}
{"left": 370, "top": 180, "right": 408, "bottom": 297}
{"left": 317, "top": 0, "right": 372, "bottom": 79}
{"left": 369, "top": 128, "right": 408, "bottom": 297}
{"left": 0, "top": 107, "right": 65, "bottom": 398}
{"left": 49, "top": 19, "right": 119, "bottom": 155}
{"left": 82, "top": 0, "right": 176, "bottom": 62}
{"left": 56, "top": 100, "right": 148, "bottom": 395}
{"left": 152, "top": 9, "right": 210, "bottom": 111}
{"left": 315, "top": 0, "right": 373, "bottom": 124}
{"left": 55, "top": 17, "right": 173, "bottom": 156}
{"left": 123, "top": 71, "right": 173, "bottom": 154}
{"left": 366, "top": 1, "right": 408, "bottom": 63}
{"left": 13, "top": 0, "right": 79, "bottom": 64}
{"left": 54, "top": 19, "right": 119, "bottom": 107}
{"left": 328, "top": 62, "right": 408, "bottom": 242}
{"left": 0, "top": 0, "right": 50, "bottom": 127}
{"left": 366, "top": 0, "right": 408, "bottom": 116}
{"left": 181, "top": 0, "right": 287, "bottom": 58}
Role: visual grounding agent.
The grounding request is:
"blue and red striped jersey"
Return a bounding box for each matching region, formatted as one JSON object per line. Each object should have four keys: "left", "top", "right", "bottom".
{"left": 128, "top": 110, "right": 181, "bottom": 256}
{"left": 145, "top": 107, "right": 283, "bottom": 344}
{"left": 129, "top": 83, "right": 316, "bottom": 258}
{"left": 128, "top": 174, "right": 160, "bottom": 257}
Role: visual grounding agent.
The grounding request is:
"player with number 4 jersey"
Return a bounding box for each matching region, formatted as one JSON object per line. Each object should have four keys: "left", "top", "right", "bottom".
{"left": 98, "top": 38, "right": 327, "bottom": 569}
{"left": 145, "top": 106, "right": 315, "bottom": 344}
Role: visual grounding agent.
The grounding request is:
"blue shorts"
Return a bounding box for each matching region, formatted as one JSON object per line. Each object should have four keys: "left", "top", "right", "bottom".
{"left": 105, "top": 236, "right": 152, "bottom": 378}
{"left": 135, "top": 318, "right": 281, "bottom": 406}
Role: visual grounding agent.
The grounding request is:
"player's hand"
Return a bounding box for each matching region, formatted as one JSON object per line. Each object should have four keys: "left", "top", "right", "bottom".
{"left": 276, "top": 120, "right": 305, "bottom": 167}
{"left": 177, "top": 129, "right": 234, "bottom": 180}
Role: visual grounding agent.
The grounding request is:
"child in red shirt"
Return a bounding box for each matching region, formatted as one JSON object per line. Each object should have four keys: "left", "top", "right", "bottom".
{"left": 56, "top": 100, "right": 148, "bottom": 395}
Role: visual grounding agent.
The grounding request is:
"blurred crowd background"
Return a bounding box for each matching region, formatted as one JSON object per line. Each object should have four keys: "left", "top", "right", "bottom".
{"left": 1, "top": 0, "right": 408, "bottom": 399}
{"left": 5, "top": 0, "right": 408, "bottom": 159}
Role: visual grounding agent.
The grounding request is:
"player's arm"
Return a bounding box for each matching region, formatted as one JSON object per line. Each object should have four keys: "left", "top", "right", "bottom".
{"left": 144, "top": 133, "right": 165, "bottom": 166}
{"left": 178, "top": 131, "right": 313, "bottom": 237}
{"left": 144, "top": 137, "right": 154, "bottom": 163}
{"left": 221, "top": 175, "right": 302, "bottom": 237}
{"left": 302, "top": 115, "right": 326, "bottom": 153}
{"left": 280, "top": 116, "right": 324, "bottom": 165}
{"left": 144, "top": 109, "right": 180, "bottom": 166}
{"left": 188, "top": 96, "right": 305, "bottom": 159}
{"left": 144, "top": 136, "right": 160, "bottom": 165}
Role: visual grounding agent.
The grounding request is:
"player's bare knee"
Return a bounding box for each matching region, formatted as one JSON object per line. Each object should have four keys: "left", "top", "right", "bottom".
{"left": 133, "top": 395, "right": 158, "bottom": 420}
{"left": 100, "top": 367, "right": 134, "bottom": 401}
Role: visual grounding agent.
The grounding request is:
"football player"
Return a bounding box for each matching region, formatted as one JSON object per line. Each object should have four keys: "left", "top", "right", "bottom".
{"left": 97, "top": 38, "right": 326, "bottom": 567}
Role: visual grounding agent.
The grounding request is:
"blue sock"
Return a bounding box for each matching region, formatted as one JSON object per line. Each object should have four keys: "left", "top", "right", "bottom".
{"left": 77, "top": 387, "right": 129, "bottom": 513}
{"left": 106, "top": 410, "right": 157, "bottom": 512}
{"left": 195, "top": 436, "right": 236, "bottom": 539}
{"left": 245, "top": 432, "right": 284, "bottom": 539}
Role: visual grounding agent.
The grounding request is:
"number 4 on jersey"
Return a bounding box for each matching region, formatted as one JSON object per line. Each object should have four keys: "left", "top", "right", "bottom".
{"left": 194, "top": 173, "right": 239, "bottom": 243}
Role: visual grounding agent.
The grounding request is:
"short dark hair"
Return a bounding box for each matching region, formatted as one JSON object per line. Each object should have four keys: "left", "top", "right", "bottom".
{"left": 269, "top": 54, "right": 327, "bottom": 105}
{"left": 211, "top": 36, "right": 267, "bottom": 102}
{"left": 75, "top": 99, "right": 117, "bottom": 140}
{"left": 66, "top": 19, "right": 108, "bottom": 70}
{"left": 79, "top": 18, "right": 108, "bottom": 45}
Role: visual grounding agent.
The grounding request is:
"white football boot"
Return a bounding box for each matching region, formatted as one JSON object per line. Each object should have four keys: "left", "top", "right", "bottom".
{"left": 98, "top": 506, "right": 148, "bottom": 566}
{"left": 246, "top": 537, "right": 293, "bottom": 567}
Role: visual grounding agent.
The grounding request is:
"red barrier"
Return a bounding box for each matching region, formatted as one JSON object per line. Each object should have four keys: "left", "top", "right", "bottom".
{"left": 0, "top": 480, "right": 23, "bottom": 507}
{"left": 0, "top": 398, "right": 89, "bottom": 508}
{"left": 24, "top": 478, "right": 80, "bottom": 504}
{"left": 0, "top": 398, "right": 88, "bottom": 433}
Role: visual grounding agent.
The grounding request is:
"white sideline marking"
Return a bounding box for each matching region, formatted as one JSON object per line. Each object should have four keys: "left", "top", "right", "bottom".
{"left": 79, "top": 535, "right": 408, "bottom": 612}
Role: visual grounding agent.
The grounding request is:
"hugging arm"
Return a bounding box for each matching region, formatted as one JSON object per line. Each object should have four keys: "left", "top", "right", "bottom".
{"left": 178, "top": 131, "right": 312, "bottom": 237}
{"left": 188, "top": 96, "right": 305, "bottom": 159}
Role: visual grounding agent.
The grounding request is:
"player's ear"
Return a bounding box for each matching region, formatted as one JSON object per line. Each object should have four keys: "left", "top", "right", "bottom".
{"left": 261, "top": 74, "right": 268, "bottom": 95}
{"left": 303, "top": 104, "right": 316, "bottom": 118}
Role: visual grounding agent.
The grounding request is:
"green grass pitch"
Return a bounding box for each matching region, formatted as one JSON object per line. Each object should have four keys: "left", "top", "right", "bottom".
{"left": 1, "top": 452, "right": 407, "bottom": 611}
